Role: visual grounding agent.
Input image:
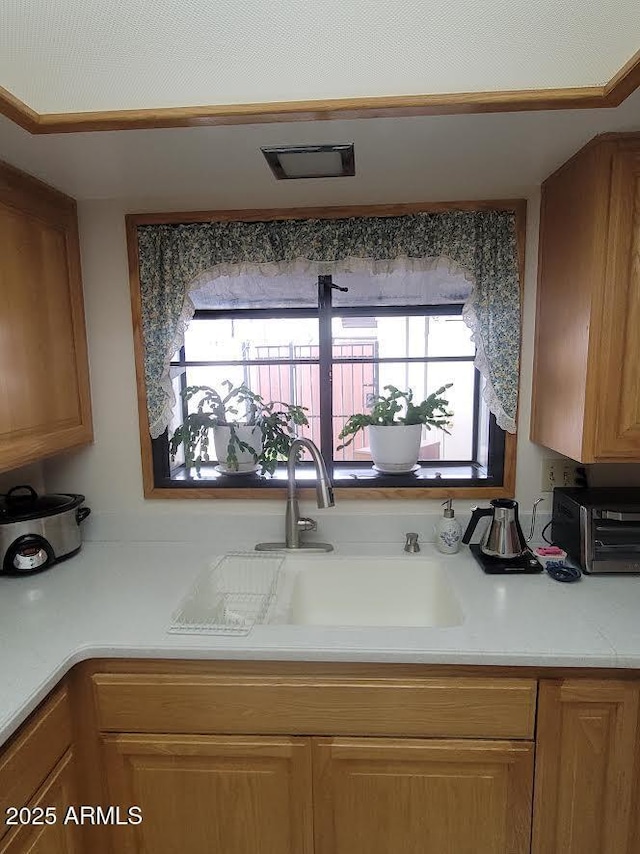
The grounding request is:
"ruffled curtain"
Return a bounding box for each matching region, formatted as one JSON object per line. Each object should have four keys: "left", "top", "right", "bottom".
{"left": 137, "top": 210, "right": 521, "bottom": 438}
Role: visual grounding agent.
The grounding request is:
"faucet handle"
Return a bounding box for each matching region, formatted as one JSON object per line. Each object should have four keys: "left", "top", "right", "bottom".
{"left": 404, "top": 532, "right": 420, "bottom": 553}
{"left": 297, "top": 517, "right": 317, "bottom": 532}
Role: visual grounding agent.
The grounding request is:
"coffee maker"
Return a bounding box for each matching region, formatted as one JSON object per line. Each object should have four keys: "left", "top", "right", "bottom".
{"left": 462, "top": 498, "right": 544, "bottom": 574}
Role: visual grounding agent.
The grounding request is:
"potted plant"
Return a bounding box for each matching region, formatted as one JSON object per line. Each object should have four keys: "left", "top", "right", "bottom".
{"left": 169, "top": 381, "right": 308, "bottom": 476}
{"left": 337, "top": 384, "right": 453, "bottom": 473}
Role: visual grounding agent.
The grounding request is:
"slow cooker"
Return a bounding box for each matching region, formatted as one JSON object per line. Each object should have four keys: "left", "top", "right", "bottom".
{"left": 0, "top": 485, "right": 91, "bottom": 575}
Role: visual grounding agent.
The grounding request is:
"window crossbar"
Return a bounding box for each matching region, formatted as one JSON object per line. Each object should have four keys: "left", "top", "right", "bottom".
{"left": 169, "top": 355, "right": 474, "bottom": 369}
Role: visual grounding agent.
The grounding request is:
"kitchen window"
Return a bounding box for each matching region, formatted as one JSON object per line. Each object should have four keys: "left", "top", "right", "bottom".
{"left": 128, "top": 202, "right": 523, "bottom": 499}
{"left": 153, "top": 274, "right": 506, "bottom": 491}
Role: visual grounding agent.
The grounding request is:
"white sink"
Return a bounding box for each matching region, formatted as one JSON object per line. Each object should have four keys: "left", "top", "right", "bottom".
{"left": 276, "top": 556, "right": 464, "bottom": 627}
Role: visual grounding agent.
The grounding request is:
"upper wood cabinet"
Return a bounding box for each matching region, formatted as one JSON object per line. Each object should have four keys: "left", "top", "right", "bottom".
{"left": 0, "top": 160, "right": 92, "bottom": 474}
{"left": 531, "top": 133, "right": 640, "bottom": 462}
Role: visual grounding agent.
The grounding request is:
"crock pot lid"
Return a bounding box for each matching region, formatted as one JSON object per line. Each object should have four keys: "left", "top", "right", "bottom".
{"left": 0, "top": 485, "right": 83, "bottom": 522}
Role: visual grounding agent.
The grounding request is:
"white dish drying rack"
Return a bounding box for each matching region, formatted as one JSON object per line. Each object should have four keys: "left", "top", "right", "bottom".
{"left": 169, "top": 552, "right": 284, "bottom": 636}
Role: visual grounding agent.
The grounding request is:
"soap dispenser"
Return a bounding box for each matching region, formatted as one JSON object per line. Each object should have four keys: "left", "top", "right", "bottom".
{"left": 434, "top": 499, "right": 462, "bottom": 554}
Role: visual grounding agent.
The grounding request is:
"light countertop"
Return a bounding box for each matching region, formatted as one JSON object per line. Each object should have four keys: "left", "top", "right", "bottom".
{"left": 2, "top": 539, "right": 640, "bottom": 747}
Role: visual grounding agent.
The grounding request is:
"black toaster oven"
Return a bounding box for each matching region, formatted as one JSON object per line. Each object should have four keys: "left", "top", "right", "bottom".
{"left": 552, "top": 487, "right": 640, "bottom": 574}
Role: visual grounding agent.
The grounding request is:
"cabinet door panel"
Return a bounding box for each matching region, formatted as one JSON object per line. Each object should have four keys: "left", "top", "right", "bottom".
{"left": 0, "top": 750, "right": 80, "bottom": 854}
{"left": 531, "top": 136, "right": 640, "bottom": 462}
{"left": 314, "top": 737, "right": 533, "bottom": 854}
{"left": 595, "top": 150, "right": 640, "bottom": 458}
{"left": 0, "top": 162, "right": 92, "bottom": 472}
{"left": 0, "top": 208, "right": 79, "bottom": 435}
{"left": 533, "top": 680, "right": 640, "bottom": 854}
{"left": 531, "top": 140, "right": 608, "bottom": 461}
{"left": 0, "top": 687, "right": 72, "bottom": 838}
{"left": 102, "top": 734, "right": 313, "bottom": 854}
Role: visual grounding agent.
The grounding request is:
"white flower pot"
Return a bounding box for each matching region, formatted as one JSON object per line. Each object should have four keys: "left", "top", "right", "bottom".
{"left": 367, "top": 424, "right": 423, "bottom": 473}
{"left": 213, "top": 425, "right": 263, "bottom": 473}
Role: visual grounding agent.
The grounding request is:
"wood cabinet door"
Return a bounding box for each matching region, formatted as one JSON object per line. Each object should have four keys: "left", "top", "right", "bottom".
{"left": 101, "top": 733, "right": 313, "bottom": 854}
{"left": 0, "top": 750, "right": 80, "bottom": 854}
{"left": 0, "top": 161, "right": 92, "bottom": 473}
{"left": 533, "top": 679, "right": 640, "bottom": 854}
{"left": 593, "top": 146, "right": 640, "bottom": 459}
{"left": 313, "top": 737, "right": 534, "bottom": 854}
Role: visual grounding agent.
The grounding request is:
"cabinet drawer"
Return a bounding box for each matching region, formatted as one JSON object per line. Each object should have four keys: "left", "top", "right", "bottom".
{"left": 0, "top": 686, "right": 73, "bottom": 840}
{"left": 92, "top": 672, "right": 536, "bottom": 739}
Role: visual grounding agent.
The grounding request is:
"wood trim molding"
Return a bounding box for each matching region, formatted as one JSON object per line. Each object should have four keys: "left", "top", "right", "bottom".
{"left": 28, "top": 87, "right": 609, "bottom": 134}
{"left": 127, "top": 198, "right": 527, "bottom": 226}
{"left": 2, "top": 52, "right": 640, "bottom": 134}
{"left": 127, "top": 198, "right": 524, "bottom": 500}
{"left": 126, "top": 216, "right": 156, "bottom": 498}
{"left": 142, "top": 481, "right": 517, "bottom": 501}
{"left": 604, "top": 47, "right": 640, "bottom": 105}
{"left": 0, "top": 85, "right": 39, "bottom": 134}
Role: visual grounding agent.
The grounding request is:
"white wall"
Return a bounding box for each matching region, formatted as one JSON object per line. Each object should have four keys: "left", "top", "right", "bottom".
{"left": 38, "top": 192, "right": 559, "bottom": 543}
{"left": 0, "top": 464, "right": 45, "bottom": 495}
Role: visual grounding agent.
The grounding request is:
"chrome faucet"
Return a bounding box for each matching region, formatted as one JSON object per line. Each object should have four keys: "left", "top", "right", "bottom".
{"left": 255, "top": 438, "right": 335, "bottom": 552}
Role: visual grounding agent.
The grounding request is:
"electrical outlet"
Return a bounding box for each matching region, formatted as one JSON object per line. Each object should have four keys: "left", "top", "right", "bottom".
{"left": 541, "top": 458, "right": 581, "bottom": 491}
{"left": 541, "top": 459, "right": 556, "bottom": 492}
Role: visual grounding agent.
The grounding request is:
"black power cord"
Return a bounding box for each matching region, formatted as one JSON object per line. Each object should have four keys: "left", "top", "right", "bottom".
{"left": 541, "top": 520, "right": 554, "bottom": 545}
{"left": 539, "top": 520, "right": 582, "bottom": 582}
{"left": 545, "top": 561, "right": 582, "bottom": 582}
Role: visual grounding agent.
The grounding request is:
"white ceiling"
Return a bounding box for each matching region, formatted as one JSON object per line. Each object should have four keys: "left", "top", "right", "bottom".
{"left": 1, "top": 0, "right": 639, "bottom": 113}
{"left": 0, "top": 87, "right": 639, "bottom": 205}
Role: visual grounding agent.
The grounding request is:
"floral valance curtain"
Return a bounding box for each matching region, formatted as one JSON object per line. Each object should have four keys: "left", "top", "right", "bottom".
{"left": 137, "top": 210, "right": 521, "bottom": 438}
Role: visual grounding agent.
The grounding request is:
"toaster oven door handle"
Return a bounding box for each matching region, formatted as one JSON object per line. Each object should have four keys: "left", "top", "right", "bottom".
{"left": 594, "top": 540, "right": 640, "bottom": 550}
{"left": 601, "top": 511, "right": 640, "bottom": 521}
{"left": 594, "top": 525, "right": 640, "bottom": 533}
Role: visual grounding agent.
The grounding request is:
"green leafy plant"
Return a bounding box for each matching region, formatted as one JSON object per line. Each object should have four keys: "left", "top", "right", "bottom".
{"left": 169, "top": 381, "right": 308, "bottom": 475}
{"left": 337, "top": 384, "right": 454, "bottom": 450}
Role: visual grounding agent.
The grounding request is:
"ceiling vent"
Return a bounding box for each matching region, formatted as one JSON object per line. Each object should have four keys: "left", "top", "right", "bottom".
{"left": 261, "top": 144, "right": 355, "bottom": 180}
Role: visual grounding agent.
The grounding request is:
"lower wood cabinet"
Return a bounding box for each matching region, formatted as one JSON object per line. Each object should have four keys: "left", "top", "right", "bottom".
{"left": 532, "top": 679, "right": 640, "bottom": 854}
{"left": 5, "top": 664, "right": 640, "bottom": 854}
{"left": 101, "top": 734, "right": 313, "bottom": 854}
{"left": 0, "top": 686, "right": 78, "bottom": 854}
{"left": 89, "top": 667, "right": 539, "bottom": 853}
{"left": 99, "top": 732, "right": 533, "bottom": 854}
{"left": 0, "top": 750, "right": 80, "bottom": 854}
{"left": 313, "top": 737, "right": 534, "bottom": 854}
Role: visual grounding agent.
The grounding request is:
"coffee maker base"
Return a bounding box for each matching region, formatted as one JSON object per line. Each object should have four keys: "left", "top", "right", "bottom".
{"left": 469, "top": 544, "right": 543, "bottom": 575}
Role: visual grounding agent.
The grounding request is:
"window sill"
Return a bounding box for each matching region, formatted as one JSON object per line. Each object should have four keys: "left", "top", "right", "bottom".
{"left": 148, "top": 462, "right": 514, "bottom": 499}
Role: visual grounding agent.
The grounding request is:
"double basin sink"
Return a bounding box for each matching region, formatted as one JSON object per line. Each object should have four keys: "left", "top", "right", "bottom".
{"left": 173, "top": 553, "right": 464, "bottom": 633}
